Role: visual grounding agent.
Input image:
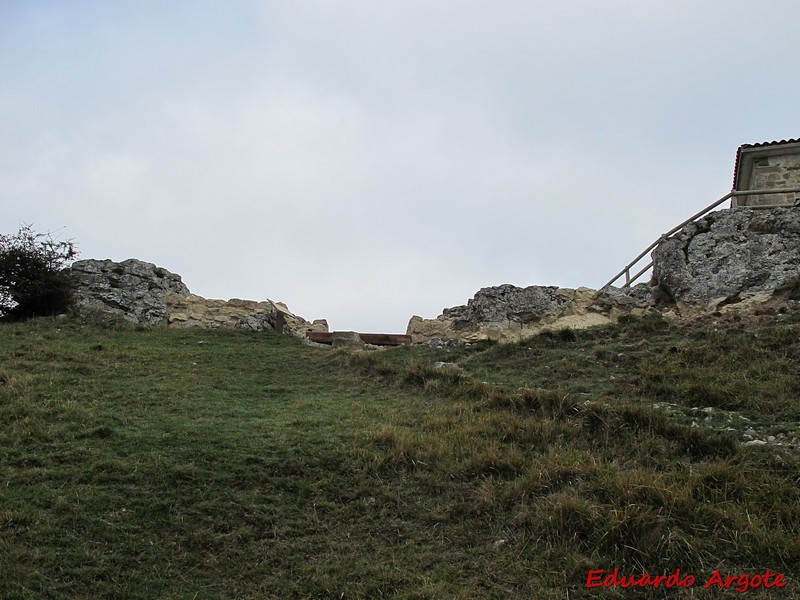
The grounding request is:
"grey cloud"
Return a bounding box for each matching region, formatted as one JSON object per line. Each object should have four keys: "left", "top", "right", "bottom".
{"left": 3, "top": 1, "right": 800, "bottom": 330}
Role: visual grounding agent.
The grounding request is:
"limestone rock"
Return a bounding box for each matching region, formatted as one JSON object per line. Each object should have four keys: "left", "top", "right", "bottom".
{"left": 69, "top": 259, "right": 190, "bottom": 325}
{"left": 546, "top": 312, "right": 613, "bottom": 331}
{"left": 591, "top": 284, "right": 658, "bottom": 320}
{"left": 407, "top": 315, "right": 458, "bottom": 341}
{"left": 442, "top": 284, "right": 577, "bottom": 325}
{"left": 166, "top": 294, "right": 276, "bottom": 330}
{"left": 331, "top": 331, "right": 363, "bottom": 349}
{"left": 69, "top": 258, "right": 326, "bottom": 337}
{"left": 408, "top": 285, "right": 627, "bottom": 343}
{"left": 165, "top": 293, "right": 327, "bottom": 338}
{"left": 235, "top": 313, "right": 275, "bottom": 331}
{"left": 408, "top": 206, "right": 800, "bottom": 344}
{"left": 653, "top": 206, "right": 800, "bottom": 308}
{"left": 592, "top": 284, "right": 655, "bottom": 310}
{"left": 311, "top": 319, "right": 329, "bottom": 331}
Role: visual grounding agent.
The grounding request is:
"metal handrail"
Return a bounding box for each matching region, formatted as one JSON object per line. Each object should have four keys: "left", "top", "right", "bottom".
{"left": 602, "top": 187, "right": 800, "bottom": 289}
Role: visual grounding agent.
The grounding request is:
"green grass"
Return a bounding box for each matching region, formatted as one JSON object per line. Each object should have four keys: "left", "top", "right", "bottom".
{"left": 1, "top": 311, "right": 799, "bottom": 598}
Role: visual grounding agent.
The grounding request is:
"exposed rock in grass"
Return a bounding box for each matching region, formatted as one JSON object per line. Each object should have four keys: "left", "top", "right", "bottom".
{"left": 411, "top": 207, "right": 800, "bottom": 343}
{"left": 407, "top": 284, "right": 655, "bottom": 343}
{"left": 69, "top": 258, "right": 326, "bottom": 338}
{"left": 653, "top": 206, "right": 800, "bottom": 310}
{"left": 70, "top": 258, "right": 190, "bottom": 326}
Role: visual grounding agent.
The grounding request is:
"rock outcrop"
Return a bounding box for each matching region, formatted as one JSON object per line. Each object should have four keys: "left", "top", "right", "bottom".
{"left": 70, "top": 259, "right": 190, "bottom": 326}
{"left": 410, "top": 206, "right": 800, "bottom": 344}
{"left": 69, "top": 206, "right": 800, "bottom": 345}
{"left": 165, "top": 293, "right": 328, "bottom": 337}
{"left": 69, "top": 258, "right": 326, "bottom": 338}
{"left": 652, "top": 206, "right": 800, "bottom": 310}
{"left": 407, "top": 284, "right": 655, "bottom": 343}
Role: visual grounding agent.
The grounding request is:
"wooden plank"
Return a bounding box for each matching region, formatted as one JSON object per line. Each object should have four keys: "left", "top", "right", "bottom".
{"left": 305, "top": 331, "right": 412, "bottom": 346}
{"left": 359, "top": 333, "right": 412, "bottom": 346}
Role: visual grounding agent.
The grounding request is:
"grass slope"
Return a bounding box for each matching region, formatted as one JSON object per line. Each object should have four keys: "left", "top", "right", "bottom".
{"left": 1, "top": 311, "right": 799, "bottom": 598}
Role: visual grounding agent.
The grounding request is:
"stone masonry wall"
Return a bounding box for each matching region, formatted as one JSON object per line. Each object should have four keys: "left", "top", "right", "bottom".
{"left": 745, "top": 154, "right": 800, "bottom": 207}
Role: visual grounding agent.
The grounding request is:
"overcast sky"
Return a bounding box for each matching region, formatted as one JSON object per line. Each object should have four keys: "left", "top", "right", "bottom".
{"left": 2, "top": 1, "right": 799, "bottom": 332}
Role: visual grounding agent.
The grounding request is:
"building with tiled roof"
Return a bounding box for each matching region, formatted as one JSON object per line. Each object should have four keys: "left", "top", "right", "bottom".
{"left": 733, "top": 138, "right": 800, "bottom": 207}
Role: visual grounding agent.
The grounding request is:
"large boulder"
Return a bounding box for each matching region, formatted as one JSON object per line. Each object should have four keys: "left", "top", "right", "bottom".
{"left": 652, "top": 206, "right": 800, "bottom": 308}
{"left": 69, "top": 259, "right": 190, "bottom": 325}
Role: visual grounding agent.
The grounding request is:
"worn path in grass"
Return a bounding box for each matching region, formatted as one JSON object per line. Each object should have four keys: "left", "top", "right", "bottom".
{"left": 1, "top": 314, "right": 800, "bottom": 599}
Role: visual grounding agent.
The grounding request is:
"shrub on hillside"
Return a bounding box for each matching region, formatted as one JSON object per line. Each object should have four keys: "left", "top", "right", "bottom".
{"left": 0, "top": 224, "right": 78, "bottom": 321}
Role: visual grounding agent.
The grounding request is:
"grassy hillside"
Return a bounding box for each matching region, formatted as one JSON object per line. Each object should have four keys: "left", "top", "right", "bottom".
{"left": 1, "top": 311, "right": 799, "bottom": 598}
